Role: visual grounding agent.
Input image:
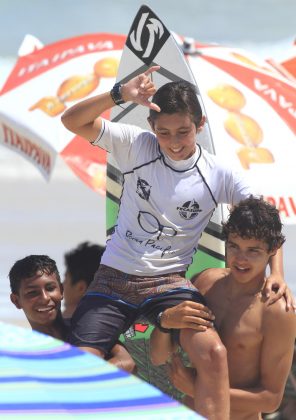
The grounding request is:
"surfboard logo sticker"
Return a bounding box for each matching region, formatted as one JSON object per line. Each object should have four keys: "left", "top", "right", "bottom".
{"left": 126, "top": 5, "right": 170, "bottom": 64}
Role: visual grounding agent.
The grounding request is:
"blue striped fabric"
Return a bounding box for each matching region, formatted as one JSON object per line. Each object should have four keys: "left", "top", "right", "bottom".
{"left": 0, "top": 322, "right": 203, "bottom": 419}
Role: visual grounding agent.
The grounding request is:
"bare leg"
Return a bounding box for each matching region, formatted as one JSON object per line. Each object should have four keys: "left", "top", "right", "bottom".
{"left": 180, "top": 328, "right": 230, "bottom": 420}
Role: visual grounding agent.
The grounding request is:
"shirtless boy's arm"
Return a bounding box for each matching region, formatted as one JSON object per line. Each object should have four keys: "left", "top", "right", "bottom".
{"left": 150, "top": 328, "right": 176, "bottom": 366}
{"left": 266, "top": 247, "right": 295, "bottom": 310}
{"left": 169, "top": 297, "right": 296, "bottom": 415}
{"left": 167, "top": 269, "right": 296, "bottom": 414}
{"left": 229, "top": 298, "right": 296, "bottom": 414}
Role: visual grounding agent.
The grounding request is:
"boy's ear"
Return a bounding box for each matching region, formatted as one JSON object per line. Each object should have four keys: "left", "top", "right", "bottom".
{"left": 77, "top": 279, "right": 88, "bottom": 294}
{"left": 10, "top": 293, "right": 22, "bottom": 309}
{"left": 269, "top": 250, "right": 277, "bottom": 259}
{"left": 197, "top": 116, "right": 206, "bottom": 133}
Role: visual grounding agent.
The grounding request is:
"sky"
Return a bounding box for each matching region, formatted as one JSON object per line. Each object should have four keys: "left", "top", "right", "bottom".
{"left": 0, "top": 0, "right": 295, "bottom": 58}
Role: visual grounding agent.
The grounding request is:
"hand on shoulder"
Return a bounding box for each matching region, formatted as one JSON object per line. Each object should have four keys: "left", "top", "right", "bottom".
{"left": 264, "top": 290, "right": 296, "bottom": 328}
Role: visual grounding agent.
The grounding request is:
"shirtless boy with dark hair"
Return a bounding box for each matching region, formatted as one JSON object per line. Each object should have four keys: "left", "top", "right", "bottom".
{"left": 150, "top": 197, "right": 296, "bottom": 419}
{"left": 9, "top": 255, "right": 68, "bottom": 340}
{"left": 9, "top": 254, "right": 135, "bottom": 373}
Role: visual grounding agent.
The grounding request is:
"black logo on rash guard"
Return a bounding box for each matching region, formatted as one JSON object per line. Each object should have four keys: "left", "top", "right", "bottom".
{"left": 177, "top": 200, "right": 202, "bottom": 220}
{"left": 136, "top": 177, "right": 151, "bottom": 201}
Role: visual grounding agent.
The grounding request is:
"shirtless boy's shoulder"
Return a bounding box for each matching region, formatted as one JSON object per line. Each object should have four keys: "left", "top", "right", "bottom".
{"left": 263, "top": 293, "right": 296, "bottom": 332}
{"left": 191, "top": 267, "right": 230, "bottom": 294}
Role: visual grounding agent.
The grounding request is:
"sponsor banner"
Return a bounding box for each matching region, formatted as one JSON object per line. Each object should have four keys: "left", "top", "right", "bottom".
{"left": 265, "top": 195, "right": 296, "bottom": 224}
{"left": 0, "top": 122, "right": 55, "bottom": 179}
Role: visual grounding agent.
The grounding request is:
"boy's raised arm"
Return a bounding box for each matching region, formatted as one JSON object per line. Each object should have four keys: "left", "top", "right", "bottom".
{"left": 61, "top": 66, "right": 161, "bottom": 142}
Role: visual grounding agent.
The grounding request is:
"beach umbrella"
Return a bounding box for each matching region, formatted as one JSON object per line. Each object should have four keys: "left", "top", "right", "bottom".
{"left": 0, "top": 33, "right": 126, "bottom": 195}
{"left": 177, "top": 39, "right": 296, "bottom": 224}
{"left": 280, "top": 42, "right": 296, "bottom": 79}
{"left": 266, "top": 40, "right": 296, "bottom": 82}
{"left": 0, "top": 322, "right": 202, "bottom": 419}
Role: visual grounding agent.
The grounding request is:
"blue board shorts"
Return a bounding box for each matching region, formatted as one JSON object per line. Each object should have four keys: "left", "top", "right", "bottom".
{"left": 68, "top": 264, "right": 206, "bottom": 354}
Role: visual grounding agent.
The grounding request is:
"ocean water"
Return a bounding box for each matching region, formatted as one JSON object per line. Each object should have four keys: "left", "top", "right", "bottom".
{"left": 1, "top": 0, "right": 295, "bottom": 326}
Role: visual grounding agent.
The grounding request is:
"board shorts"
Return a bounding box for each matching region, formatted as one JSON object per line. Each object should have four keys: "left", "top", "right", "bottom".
{"left": 68, "top": 264, "right": 206, "bottom": 354}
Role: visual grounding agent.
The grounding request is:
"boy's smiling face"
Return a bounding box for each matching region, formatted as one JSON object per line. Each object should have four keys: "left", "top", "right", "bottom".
{"left": 10, "top": 271, "right": 63, "bottom": 327}
{"left": 149, "top": 112, "right": 201, "bottom": 161}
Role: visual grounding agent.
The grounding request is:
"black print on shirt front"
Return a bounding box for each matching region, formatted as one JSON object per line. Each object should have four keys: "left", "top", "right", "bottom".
{"left": 126, "top": 230, "right": 176, "bottom": 258}
{"left": 177, "top": 200, "right": 202, "bottom": 220}
{"left": 136, "top": 177, "right": 152, "bottom": 201}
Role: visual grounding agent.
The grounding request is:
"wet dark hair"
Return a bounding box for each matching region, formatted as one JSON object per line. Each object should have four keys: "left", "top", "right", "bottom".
{"left": 222, "top": 196, "right": 285, "bottom": 252}
{"left": 64, "top": 242, "right": 105, "bottom": 286}
{"left": 149, "top": 81, "right": 203, "bottom": 127}
{"left": 9, "top": 255, "right": 61, "bottom": 294}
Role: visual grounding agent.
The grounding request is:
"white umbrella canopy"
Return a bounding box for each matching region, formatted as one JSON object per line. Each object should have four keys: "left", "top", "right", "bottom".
{"left": 0, "top": 33, "right": 126, "bottom": 195}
